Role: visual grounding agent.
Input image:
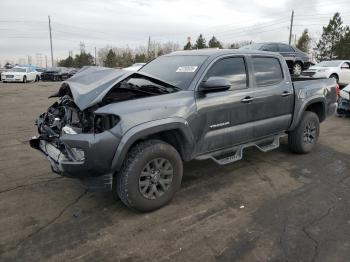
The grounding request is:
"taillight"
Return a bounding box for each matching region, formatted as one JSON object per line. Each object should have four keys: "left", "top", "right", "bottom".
{"left": 336, "top": 84, "right": 340, "bottom": 97}
{"left": 93, "top": 114, "right": 119, "bottom": 133}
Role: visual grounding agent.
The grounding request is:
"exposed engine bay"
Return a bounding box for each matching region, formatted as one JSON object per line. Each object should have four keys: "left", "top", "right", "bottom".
{"left": 37, "top": 95, "right": 94, "bottom": 138}
{"left": 36, "top": 74, "right": 177, "bottom": 147}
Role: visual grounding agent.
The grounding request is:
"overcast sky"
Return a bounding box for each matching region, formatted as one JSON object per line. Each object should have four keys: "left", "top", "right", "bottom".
{"left": 1, "top": 0, "right": 349, "bottom": 66}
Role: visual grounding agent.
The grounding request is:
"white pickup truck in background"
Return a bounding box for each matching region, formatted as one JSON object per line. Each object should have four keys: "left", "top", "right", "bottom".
{"left": 302, "top": 60, "right": 350, "bottom": 86}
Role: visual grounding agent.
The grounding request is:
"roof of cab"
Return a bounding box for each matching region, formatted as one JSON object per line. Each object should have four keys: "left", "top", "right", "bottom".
{"left": 166, "top": 48, "right": 279, "bottom": 58}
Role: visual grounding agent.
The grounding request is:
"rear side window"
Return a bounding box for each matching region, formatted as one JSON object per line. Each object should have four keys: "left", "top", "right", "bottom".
{"left": 262, "top": 44, "right": 278, "bottom": 52}
{"left": 252, "top": 57, "right": 284, "bottom": 86}
{"left": 206, "top": 57, "right": 247, "bottom": 90}
{"left": 278, "top": 44, "right": 294, "bottom": 52}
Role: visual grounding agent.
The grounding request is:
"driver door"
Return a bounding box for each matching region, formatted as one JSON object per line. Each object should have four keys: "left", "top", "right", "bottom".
{"left": 193, "top": 56, "right": 254, "bottom": 154}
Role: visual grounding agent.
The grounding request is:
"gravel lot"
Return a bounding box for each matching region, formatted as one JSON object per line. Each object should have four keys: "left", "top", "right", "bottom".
{"left": 0, "top": 81, "right": 349, "bottom": 262}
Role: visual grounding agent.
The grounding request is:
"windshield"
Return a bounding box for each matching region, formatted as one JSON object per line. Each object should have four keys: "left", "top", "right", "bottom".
{"left": 239, "top": 43, "right": 264, "bottom": 50}
{"left": 12, "top": 68, "right": 26, "bottom": 72}
{"left": 315, "top": 61, "right": 342, "bottom": 67}
{"left": 139, "top": 55, "right": 208, "bottom": 89}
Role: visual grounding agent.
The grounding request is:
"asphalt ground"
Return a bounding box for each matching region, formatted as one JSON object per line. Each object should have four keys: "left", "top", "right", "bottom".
{"left": 0, "top": 81, "right": 349, "bottom": 262}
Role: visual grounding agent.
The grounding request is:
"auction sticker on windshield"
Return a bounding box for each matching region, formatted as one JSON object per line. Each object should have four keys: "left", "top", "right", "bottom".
{"left": 176, "top": 66, "right": 198, "bottom": 73}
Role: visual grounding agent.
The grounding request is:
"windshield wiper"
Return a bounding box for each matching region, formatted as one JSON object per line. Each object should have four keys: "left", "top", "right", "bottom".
{"left": 133, "top": 72, "right": 182, "bottom": 91}
{"left": 136, "top": 84, "right": 172, "bottom": 94}
{"left": 119, "top": 83, "right": 160, "bottom": 95}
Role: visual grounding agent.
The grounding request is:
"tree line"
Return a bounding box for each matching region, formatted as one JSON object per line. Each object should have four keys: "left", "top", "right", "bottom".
{"left": 58, "top": 12, "right": 350, "bottom": 68}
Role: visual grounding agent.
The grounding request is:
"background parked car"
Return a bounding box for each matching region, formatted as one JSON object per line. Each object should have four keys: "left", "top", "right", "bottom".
{"left": 337, "top": 84, "right": 350, "bottom": 116}
{"left": 41, "top": 67, "right": 69, "bottom": 81}
{"left": 1, "top": 66, "right": 39, "bottom": 83}
{"left": 240, "top": 42, "right": 312, "bottom": 76}
{"left": 302, "top": 60, "right": 350, "bottom": 86}
{"left": 0, "top": 68, "right": 8, "bottom": 81}
{"left": 67, "top": 68, "right": 78, "bottom": 78}
{"left": 35, "top": 67, "right": 46, "bottom": 80}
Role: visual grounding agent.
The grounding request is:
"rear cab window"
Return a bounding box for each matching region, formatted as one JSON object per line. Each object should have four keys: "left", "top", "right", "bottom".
{"left": 205, "top": 57, "right": 248, "bottom": 90}
{"left": 252, "top": 57, "right": 284, "bottom": 86}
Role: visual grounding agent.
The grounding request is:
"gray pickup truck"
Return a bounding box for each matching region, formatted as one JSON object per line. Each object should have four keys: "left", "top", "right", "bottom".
{"left": 30, "top": 49, "right": 337, "bottom": 211}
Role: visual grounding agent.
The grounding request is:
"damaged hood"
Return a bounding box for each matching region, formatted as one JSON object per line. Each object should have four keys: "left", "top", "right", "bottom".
{"left": 56, "top": 66, "right": 178, "bottom": 111}
{"left": 57, "top": 66, "right": 133, "bottom": 110}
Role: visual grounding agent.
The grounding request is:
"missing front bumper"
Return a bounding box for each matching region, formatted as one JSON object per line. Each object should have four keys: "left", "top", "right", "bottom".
{"left": 30, "top": 136, "right": 113, "bottom": 191}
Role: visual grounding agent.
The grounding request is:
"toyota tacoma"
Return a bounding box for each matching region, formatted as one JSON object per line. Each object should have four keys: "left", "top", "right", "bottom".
{"left": 30, "top": 50, "right": 337, "bottom": 211}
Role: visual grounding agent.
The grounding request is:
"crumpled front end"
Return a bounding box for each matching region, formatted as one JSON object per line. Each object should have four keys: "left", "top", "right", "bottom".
{"left": 30, "top": 94, "right": 121, "bottom": 191}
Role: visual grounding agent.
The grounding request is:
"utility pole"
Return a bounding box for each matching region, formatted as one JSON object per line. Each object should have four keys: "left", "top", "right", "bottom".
{"left": 45, "top": 55, "right": 48, "bottom": 68}
{"left": 147, "top": 36, "right": 151, "bottom": 58}
{"left": 94, "top": 47, "right": 97, "bottom": 65}
{"left": 288, "top": 10, "right": 294, "bottom": 45}
{"left": 48, "top": 16, "right": 54, "bottom": 67}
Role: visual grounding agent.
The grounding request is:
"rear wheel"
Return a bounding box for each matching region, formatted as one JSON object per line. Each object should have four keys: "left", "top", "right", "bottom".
{"left": 292, "top": 62, "right": 303, "bottom": 76}
{"left": 115, "top": 140, "right": 183, "bottom": 212}
{"left": 288, "top": 111, "right": 320, "bottom": 154}
{"left": 35, "top": 75, "right": 40, "bottom": 82}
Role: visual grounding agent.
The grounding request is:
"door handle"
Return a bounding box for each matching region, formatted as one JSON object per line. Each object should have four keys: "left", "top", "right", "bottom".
{"left": 241, "top": 96, "right": 254, "bottom": 103}
{"left": 281, "top": 91, "right": 292, "bottom": 97}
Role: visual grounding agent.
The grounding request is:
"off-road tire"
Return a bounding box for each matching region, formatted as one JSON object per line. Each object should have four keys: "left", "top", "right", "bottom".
{"left": 288, "top": 111, "right": 320, "bottom": 154}
{"left": 115, "top": 139, "right": 183, "bottom": 212}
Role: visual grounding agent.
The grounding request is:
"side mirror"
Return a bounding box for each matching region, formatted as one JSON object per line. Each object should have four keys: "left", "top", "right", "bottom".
{"left": 199, "top": 77, "right": 231, "bottom": 93}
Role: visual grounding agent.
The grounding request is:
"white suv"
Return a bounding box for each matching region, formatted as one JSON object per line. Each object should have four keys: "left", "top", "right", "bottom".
{"left": 302, "top": 60, "right": 350, "bottom": 85}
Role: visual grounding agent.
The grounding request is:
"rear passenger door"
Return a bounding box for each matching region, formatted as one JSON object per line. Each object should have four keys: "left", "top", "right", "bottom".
{"left": 27, "top": 68, "right": 36, "bottom": 81}
{"left": 247, "top": 56, "right": 294, "bottom": 138}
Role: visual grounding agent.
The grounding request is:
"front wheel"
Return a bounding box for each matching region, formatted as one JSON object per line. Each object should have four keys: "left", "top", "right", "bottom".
{"left": 115, "top": 140, "right": 183, "bottom": 212}
{"left": 23, "top": 75, "right": 27, "bottom": 83}
{"left": 288, "top": 111, "right": 320, "bottom": 154}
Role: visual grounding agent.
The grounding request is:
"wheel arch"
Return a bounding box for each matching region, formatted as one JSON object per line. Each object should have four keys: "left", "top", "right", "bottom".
{"left": 111, "top": 118, "right": 195, "bottom": 172}
{"left": 329, "top": 73, "right": 339, "bottom": 82}
{"left": 289, "top": 97, "right": 326, "bottom": 130}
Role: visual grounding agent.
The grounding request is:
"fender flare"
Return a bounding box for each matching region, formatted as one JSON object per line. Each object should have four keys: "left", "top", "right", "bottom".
{"left": 111, "top": 117, "right": 195, "bottom": 172}
{"left": 289, "top": 96, "right": 326, "bottom": 130}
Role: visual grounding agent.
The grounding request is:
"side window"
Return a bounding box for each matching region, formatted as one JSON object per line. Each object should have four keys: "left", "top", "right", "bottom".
{"left": 262, "top": 44, "right": 278, "bottom": 52}
{"left": 206, "top": 57, "right": 247, "bottom": 90}
{"left": 252, "top": 57, "right": 284, "bottom": 86}
{"left": 341, "top": 62, "right": 350, "bottom": 69}
{"left": 278, "top": 44, "right": 294, "bottom": 52}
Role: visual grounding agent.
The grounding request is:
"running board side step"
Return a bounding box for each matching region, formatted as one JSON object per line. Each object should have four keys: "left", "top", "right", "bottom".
{"left": 195, "top": 134, "right": 286, "bottom": 165}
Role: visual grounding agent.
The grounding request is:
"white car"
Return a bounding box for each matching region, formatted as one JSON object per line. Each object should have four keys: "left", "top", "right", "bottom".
{"left": 302, "top": 60, "right": 350, "bottom": 85}
{"left": 123, "top": 63, "right": 146, "bottom": 72}
{"left": 1, "top": 66, "right": 39, "bottom": 83}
